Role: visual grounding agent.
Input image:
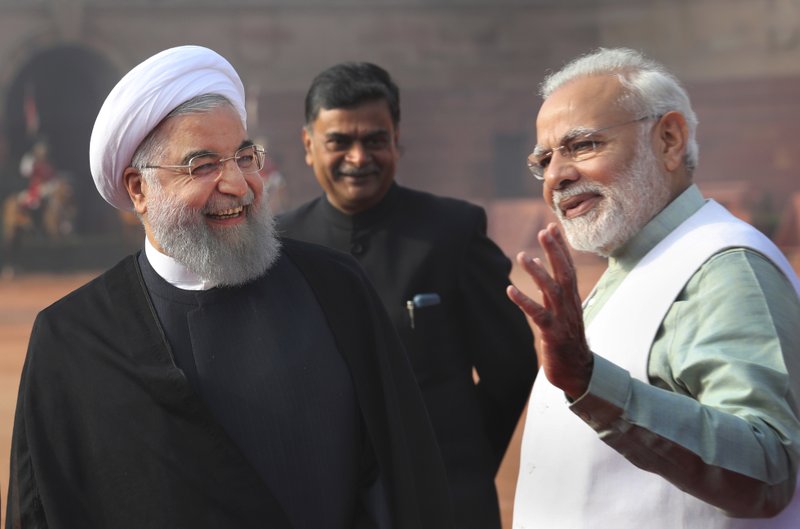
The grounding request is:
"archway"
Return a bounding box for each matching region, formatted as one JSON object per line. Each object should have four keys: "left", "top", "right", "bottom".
{"left": 3, "top": 44, "right": 119, "bottom": 235}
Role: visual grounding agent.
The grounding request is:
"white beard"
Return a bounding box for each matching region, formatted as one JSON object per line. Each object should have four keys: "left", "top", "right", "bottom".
{"left": 145, "top": 181, "right": 281, "bottom": 287}
{"left": 553, "top": 137, "right": 672, "bottom": 257}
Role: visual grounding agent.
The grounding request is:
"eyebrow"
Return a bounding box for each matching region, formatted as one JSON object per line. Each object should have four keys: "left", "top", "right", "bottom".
{"left": 324, "top": 129, "right": 390, "bottom": 140}
{"left": 179, "top": 140, "right": 254, "bottom": 165}
{"left": 324, "top": 132, "right": 351, "bottom": 141}
{"left": 532, "top": 126, "right": 598, "bottom": 157}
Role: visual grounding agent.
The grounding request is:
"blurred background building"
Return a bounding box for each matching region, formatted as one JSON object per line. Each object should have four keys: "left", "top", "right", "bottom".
{"left": 0, "top": 0, "right": 799, "bottom": 272}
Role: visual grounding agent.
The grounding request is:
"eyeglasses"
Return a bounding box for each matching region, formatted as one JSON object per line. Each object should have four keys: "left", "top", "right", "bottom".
{"left": 144, "top": 144, "right": 266, "bottom": 179}
{"left": 526, "top": 115, "right": 660, "bottom": 180}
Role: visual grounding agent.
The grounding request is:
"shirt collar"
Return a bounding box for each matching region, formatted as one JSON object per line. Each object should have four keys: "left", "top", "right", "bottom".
{"left": 609, "top": 184, "right": 705, "bottom": 272}
{"left": 320, "top": 182, "right": 399, "bottom": 229}
{"left": 144, "top": 237, "right": 217, "bottom": 291}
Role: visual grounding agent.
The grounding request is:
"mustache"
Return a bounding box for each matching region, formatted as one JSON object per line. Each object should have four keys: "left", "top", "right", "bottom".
{"left": 553, "top": 181, "right": 606, "bottom": 208}
{"left": 201, "top": 188, "right": 256, "bottom": 215}
{"left": 335, "top": 165, "right": 379, "bottom": 178}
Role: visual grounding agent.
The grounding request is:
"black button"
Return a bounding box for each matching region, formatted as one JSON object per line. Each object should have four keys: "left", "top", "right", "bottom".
{"left": 351, "top": 242, "right": 365, "bottom": 255}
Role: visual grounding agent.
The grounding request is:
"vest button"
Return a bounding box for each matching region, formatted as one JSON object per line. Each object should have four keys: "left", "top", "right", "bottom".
{"left": 351, "top": 242, "right": 365, "bottom": 255}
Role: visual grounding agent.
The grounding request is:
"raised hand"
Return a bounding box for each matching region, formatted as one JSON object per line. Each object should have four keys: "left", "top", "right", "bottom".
{"left": 506, "top": 222, "right": 593, "bottom": 399}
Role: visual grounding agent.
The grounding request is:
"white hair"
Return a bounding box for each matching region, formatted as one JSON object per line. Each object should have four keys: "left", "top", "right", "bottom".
{"left": 541, "top": 47, "right": 699, "bottom": 174}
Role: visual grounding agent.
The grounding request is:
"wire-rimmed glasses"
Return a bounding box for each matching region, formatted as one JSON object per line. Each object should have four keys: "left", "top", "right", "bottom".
{"left": 526, "top": 115, "right": 660, "bottom": 180}
{"left": 144, "top": 144, "right": 266, "bottom": 179}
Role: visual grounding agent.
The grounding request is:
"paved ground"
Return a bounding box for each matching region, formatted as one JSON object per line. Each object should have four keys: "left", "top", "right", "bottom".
{"left": 0, "top": 261, "right": 606, "bottom": 527}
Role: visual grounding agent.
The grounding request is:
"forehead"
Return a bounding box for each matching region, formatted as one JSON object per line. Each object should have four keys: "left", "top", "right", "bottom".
{"left": 159, "top": 104, "right": 247, "bottom": 153}
{"left": 535, "top": 75, "right": 629, "bottom": 147}
{"left": 312, "top": 99, "right": 396, "bottom": 134}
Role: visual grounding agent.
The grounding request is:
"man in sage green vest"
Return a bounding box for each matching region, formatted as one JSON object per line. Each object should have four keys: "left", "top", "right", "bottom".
{"left": 509, "top": 47, "right": 800, "bottom": 528}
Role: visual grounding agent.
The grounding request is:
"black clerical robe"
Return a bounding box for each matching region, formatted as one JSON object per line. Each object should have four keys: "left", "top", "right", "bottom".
{"left": 137, "top": 251, "right": 374, "bottom": 529}
{"left": 6, "top": 239, "right": 454, "bottom": 529}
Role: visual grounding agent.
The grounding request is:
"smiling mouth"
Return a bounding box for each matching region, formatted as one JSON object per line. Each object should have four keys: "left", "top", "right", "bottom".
{"left": 558, "top": 192, "right": 603, "bottom": 220}
{"left": 336, "top": 164, "right": 380, "bottom": 179}
{"left": 206, "top": 205, "right": 245, "bottom": 220}
{"left": 338, "top": 172, "right": 376, "bottom": 180}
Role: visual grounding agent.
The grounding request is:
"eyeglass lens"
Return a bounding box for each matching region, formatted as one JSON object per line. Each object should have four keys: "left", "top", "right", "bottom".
{"left": 190, "top": 145, "right": 265, "bottom": 178}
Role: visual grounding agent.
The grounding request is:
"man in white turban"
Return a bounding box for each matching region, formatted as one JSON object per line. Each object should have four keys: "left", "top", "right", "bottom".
{"left": 6, "top": 45, "right": 454, "bottom": 529}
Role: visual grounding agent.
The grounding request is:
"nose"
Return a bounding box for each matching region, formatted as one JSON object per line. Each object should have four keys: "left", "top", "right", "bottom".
{"left": 215, "top": 160, "right": 249, "bottom": 196}
{"left": 543, "top": 150, "right": 580, "bottom": 191}
{"left": 345, "top": 141, "right": 370, "bottom": 166}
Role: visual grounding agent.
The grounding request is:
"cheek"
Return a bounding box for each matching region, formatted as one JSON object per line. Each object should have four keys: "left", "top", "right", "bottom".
{"left": 323, "top": 157, "right": 339, "bottom": 175}
{"left": 587, "top": 150, "right": 633, "bottom": 185}
{"left": 381, "top": 154, "right": 395, "bottom": 169}
{"left": 375, "top": 152, "right": 397, "bottom": 174}
{"left": 311, "top": 152, "right": 337, "bottom": 176}
{"left": 185, "top": 191, "right": 212, "bottom": 210}
{"left": 171, "top": 182, "right": 218, "bottom": 210}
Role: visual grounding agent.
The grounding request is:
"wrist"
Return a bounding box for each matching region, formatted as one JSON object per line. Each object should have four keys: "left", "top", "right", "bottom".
{"left": 564, "top": 354, "right": 594, "bottom": 400}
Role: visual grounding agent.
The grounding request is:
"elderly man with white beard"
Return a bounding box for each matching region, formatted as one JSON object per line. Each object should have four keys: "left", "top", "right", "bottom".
{"left": 5, "top": 45, "right": 454, "bottom": 529}
{"left": 508, "top": 47, "right": 800, "bottom": 528}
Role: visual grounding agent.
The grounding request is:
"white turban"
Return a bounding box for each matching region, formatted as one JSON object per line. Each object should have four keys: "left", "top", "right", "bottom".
{"left": 89, "top": 45, "right": 247, "bottom": 210}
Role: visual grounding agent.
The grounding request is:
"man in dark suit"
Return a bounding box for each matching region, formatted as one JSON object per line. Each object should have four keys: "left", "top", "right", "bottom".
{"left": 6, "top": 46, "right": 453, "bottom": 529}
{"left": 278, "top": 62, "right": 537, "bottom": 529}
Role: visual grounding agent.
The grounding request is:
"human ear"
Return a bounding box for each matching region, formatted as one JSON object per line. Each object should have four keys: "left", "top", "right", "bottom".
{"left": 123, "top": 167, "right": 148, "bottom": 215}
{"left": 656, "top": 111, "right": 688, "bottom": 172}
{"left": 301, "top": 127, "right": 314, "bottom": 167}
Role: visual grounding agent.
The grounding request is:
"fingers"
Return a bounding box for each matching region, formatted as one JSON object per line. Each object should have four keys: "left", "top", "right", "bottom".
{"left": 538, "top": 224, "right": 581, "bottom": 306}
{"left": 510, "top": 224, "right": 593, "bottom": 398}
{"left": 515, "top": 251, "right": 553, "bottom": 286}
{"left": 507, "top": 284, "right": 554, "bottom": 327}
{"left": 506, "top": 284, "right": 541, "bottom": 317}
{"left": 538, "top": 224, "right": 573, "bottom": 279}
{"left": 511, "top": 224, "right": 583, "bottom": 325}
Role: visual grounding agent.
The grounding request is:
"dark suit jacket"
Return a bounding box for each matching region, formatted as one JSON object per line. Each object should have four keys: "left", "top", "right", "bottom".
{"left": 279, "top": 184, "right": 536, "bottom": 529}
{"left": 6, "top": 239, "right": 454, "bottom": 529}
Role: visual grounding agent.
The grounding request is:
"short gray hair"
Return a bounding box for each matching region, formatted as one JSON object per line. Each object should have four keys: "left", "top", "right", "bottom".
{"left": 541, "top": 48, "right": 699, "bottom": 174}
